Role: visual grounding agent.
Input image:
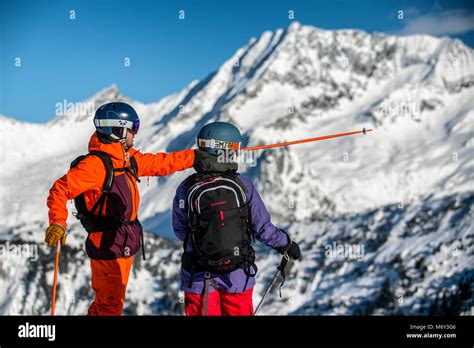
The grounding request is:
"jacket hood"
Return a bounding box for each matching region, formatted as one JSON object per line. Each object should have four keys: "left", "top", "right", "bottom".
{"left": 193, "top": 149, "right": 238, "bottom": 173}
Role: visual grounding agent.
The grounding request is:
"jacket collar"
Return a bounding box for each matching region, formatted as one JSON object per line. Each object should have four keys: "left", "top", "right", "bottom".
{"left": 88, "top": 132, "right": 138, "bottom": 165}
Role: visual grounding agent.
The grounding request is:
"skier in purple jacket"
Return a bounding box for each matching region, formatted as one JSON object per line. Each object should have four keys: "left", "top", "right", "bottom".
{"left": 172, "top": 122, "right": 301, "bottom": 315}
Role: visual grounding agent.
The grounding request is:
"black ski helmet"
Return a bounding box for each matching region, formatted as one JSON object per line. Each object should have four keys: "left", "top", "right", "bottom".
{"left": 197, "top": 122, "right": 242, "bottom": 155}
{"left": 93, "top": 102, "right": 140, "bottom": 142}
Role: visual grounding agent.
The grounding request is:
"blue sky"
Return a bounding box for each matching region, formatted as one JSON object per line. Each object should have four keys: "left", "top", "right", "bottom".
{"left": 1, "top": 0, "right": 473, "bottom": 123}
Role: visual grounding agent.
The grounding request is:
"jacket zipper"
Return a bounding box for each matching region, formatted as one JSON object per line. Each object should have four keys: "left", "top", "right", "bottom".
{"left": 121, "top": 146, "right": 135, "bottom": 220}
{"left": 121, "top": 146, "right": 135, "bottom": 250}
{"left": 121, "top": 146, "right": 145, "bottom": 259}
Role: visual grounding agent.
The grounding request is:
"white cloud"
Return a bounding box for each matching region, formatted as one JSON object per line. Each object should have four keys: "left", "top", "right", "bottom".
{"left": 398, "top": 9, "right": 474, "bottom": 36}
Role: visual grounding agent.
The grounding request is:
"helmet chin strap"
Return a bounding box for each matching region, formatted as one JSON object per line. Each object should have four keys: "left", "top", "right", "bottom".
{"left": 120, "top": 128, "right": 130, "bottom": 149}
{"left": 121, "top": 139, "right": 129, "bottom": 150}
{"left": 102, "top": 127, "right": 130, "bottom": 149}
{"left": 109, "top": 127, "right": 128, "bottom": 142}
{"left": 109, "top": 133, "right": 120, "bottom": 141}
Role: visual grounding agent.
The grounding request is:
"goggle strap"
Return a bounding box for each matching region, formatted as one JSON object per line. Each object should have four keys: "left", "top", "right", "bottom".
{"left": 197, "top": 138, "right": 241, "bottom": 150}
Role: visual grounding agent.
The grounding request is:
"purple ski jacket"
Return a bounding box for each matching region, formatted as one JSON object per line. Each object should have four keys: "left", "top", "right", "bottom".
{"left": 172, "top": 171, "right": 289, "bottom": 294}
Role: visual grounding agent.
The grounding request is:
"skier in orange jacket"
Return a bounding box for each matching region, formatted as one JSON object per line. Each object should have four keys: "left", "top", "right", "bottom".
{"left": 45, "top": 102, "right": 195, "bottom": 315}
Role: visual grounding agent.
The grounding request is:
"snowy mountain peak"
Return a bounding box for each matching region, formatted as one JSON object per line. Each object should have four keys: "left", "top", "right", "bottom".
{"left": 89, "top": 84, "right": 125, "bottom": 104}
{"left": 288, "top": 21, "right": 301, "bottom": 31}
{"left": 50, "top": 84, "right": 138, "bottom": 125}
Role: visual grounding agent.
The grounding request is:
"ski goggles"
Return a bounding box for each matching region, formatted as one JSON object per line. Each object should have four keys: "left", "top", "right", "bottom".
{"left": 197, "top": 138, "right": 241, "bottom": 151}
{"left": 129, "top": 119, "right": 140, "bottom": 135}
{"left": 94, "top": 118, "right": 140, "bottom": 134}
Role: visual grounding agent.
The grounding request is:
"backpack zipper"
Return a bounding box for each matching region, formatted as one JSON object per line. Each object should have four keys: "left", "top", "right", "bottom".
{"left": 196, "top": 185, "right": 240, "bottom": 214}
{"left": 187, "top": 177, "right": 246, "bottom": 216}
{"left": 219, "top": 210, "right": 224, "bottom": 226}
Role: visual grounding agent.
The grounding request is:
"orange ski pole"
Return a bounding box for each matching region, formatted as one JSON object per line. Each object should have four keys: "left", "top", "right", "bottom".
{"left": 51, "top": 241, "right": 61, "bottom": 316}
{"left": 241, "top": 128, "right": 372, "bottom": 151}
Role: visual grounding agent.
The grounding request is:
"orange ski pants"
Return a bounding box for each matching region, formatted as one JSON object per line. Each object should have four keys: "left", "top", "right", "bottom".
{"left": 87, "top": 256, "right": 134, "bottom": 316}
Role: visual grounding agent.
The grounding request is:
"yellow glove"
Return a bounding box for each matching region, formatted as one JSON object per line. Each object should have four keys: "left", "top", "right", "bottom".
{"left": 45, "top": 223, "right": 67, "bottom": 247}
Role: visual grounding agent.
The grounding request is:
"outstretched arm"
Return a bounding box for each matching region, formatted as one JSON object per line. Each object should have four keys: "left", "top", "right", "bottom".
{"left": 135, "top": 150, "right": 195, "bottom": 177}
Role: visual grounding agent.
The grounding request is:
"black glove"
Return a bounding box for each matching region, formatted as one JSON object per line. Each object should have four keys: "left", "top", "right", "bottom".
{"left": 282, "top": 241, "right": 301, "bottom": 260}
{"left": 275, "top": 232, "right": 301, "bottom": 260}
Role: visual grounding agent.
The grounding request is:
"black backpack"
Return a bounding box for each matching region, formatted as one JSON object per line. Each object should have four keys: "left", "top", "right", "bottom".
{"left": 184, "top": 172, "right": 258, "bottom": 278}
{"left": 70, "top": 150, "right": 140, "bottom": 233}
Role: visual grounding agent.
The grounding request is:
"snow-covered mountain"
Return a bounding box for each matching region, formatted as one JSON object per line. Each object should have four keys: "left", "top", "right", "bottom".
{"left": 0, "top": 22, "right": 472, "bottom": 315}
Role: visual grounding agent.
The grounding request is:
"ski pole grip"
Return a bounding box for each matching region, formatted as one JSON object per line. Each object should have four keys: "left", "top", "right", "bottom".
{"left": 277, "top": 252, "right": 290, "bottom": 272}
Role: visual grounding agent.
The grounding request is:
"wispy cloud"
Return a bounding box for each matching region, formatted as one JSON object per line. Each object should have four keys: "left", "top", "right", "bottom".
{"left": 398, "top": 9, "right": 474, "bottom": 36}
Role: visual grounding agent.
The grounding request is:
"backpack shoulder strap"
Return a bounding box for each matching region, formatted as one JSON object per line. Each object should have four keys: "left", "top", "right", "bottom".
{"left": 115, "top": 155, "right": 141, "bottom": 183}
{"left": 87, "top": 151, "right": 114, "bottom": 216}
{"left": 130, "top": 156, "right": 138, "bottom": 176}
{"left": 226, "top": 172, "right": 248, "bottom": 194}
{"left": 88, "top": 150, "right": 114, "bottom": 193}
{"left": 187, "top": 172, "right": 199, "bottom": 184}
{"left": 70, "top": 151, "right": 114, "bottom": 218}
{"left": 70, "top": 155, "right": 88, "bottom": 169}
{"left": 183, "top": 173, "right": 205, "bottom": 252}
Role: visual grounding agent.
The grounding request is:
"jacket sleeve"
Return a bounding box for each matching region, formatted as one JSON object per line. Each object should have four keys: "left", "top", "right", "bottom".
{"left": 244, "top": 178, "right": 289, "bottom": 249}
{"left": 172, "top": 181, "right": 190, "bottom": 242}
{"left": 134, "top": 149, "right": 195, "bottom": 177}
{"left": 46, "top": 156, "right": 105, "bottom": 230}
